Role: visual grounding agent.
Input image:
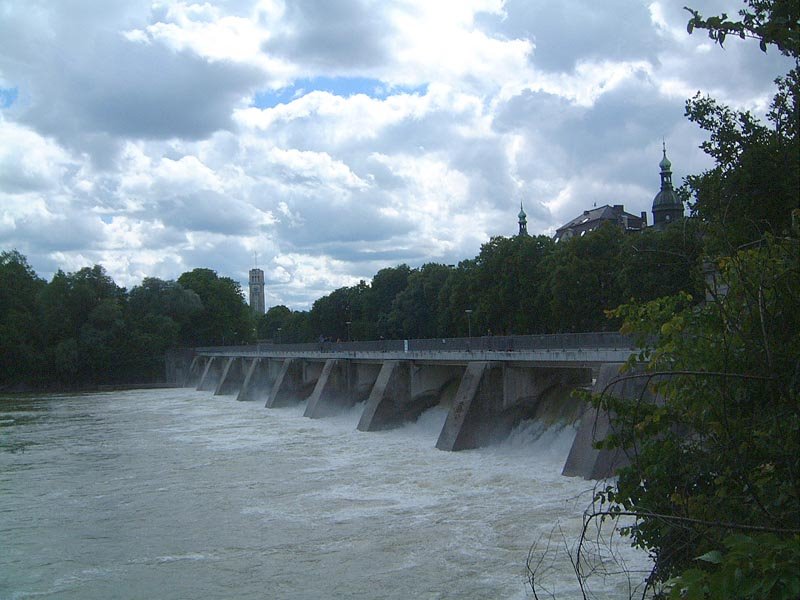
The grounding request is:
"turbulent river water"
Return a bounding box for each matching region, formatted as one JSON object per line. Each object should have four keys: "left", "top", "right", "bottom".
{"left": 1, "top": 388, "right": 649, "bottom": 599}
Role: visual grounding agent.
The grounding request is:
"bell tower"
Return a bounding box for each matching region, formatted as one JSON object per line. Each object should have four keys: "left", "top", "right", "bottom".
{"left": 248, "top": 256, "right": 265, "bottom": 315}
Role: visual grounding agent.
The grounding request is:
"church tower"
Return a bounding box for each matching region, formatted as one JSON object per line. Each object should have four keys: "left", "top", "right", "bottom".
{"left": 652, "top": 141, "right": 684, "bottom": 229}
{"left": 518, "top": 202, "right": 529, "bottom": 236}
{"left": 249, "top": 267, "right": 265, "bottom": 315}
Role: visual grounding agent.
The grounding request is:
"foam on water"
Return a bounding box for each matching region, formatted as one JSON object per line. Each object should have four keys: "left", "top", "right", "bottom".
{"left": 1, "top": 388, "right": 651, "bottom": 599}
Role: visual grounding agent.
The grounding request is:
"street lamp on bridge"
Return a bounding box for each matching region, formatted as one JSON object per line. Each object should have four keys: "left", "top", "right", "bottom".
{"left": 465, "top": 309, "right": 473, "bottom": 340}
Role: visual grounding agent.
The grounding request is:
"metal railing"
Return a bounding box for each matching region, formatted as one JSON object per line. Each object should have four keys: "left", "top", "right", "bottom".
{"left": 195, "top": 332, "right": 637, "bottom": 356}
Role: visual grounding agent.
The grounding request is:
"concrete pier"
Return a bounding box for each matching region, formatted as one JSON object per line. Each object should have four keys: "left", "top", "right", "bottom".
{"left": 436, "top": 362, "right": 497, "bottom": 450}
{"left": 236, "top": 358, "right": 278, "bottom": 402}
{"left": 196, "top": 356, "right": 224, "bottom": 392}
{"left": 265, "top": 358, "right": 324, "bottom": 408}
{"left": 214, "top": 357, "right": 247, "bottom": 396}
{"left": 173, "top": 333, "right": 640, "bottom": 479}
{"left": 304, "top": 360, "right": 381, "bottom": 419}
{"left": 562, "top": 363, "right": 653, "bottom": 479}
{"left": 357, "top": 361, "right": 411, "bottom": 431}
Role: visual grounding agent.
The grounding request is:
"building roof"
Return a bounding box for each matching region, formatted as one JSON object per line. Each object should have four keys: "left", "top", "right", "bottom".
{"left": 554, "top": 204, "right": 645, "bottom": 242}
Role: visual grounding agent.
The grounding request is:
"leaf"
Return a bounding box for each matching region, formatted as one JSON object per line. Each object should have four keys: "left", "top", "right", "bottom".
{"left": 696, "top": 549, "right": 723, "bottom": 564}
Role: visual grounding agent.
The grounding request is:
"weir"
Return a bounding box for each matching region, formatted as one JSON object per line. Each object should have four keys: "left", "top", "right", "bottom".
{"left": 170, "top": 332, "right": 640, "bottom": 478}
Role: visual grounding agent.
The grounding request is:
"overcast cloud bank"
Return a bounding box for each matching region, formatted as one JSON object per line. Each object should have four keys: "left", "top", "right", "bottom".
{"left": 0, "top": 0, "right": 793, "bottom": 308}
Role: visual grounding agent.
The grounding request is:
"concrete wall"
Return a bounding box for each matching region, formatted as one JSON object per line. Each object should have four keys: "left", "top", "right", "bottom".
{"left": 214, "top": 357, "right": 249, "bottom": 396}
{"left": 304, "top": 360, "right": 381, "bottom": 418}
{"left": 186, "top": 352, "right": 642, "bottom": 480}
{"left": 265, "top": 358, "right": 325, "bottom": 408}
{"left": 435, "top": 364, "right": 592, "bottom": 451}
{"left": 357, "top": 363, "right": 464, "bottom": 431}
{"left": 196, "top": 356, "right": 226, "bottom": 392}
{"left": 562, "top": 363, "right": 658, "bottom": 479}
{"left": 165, "top": 349, "right": 195, "bottom": 386}
{"left": 236, "top": 358, "right": 284, "bottom": 402}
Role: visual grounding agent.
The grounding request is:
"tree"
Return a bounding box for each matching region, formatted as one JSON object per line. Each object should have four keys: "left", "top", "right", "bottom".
{"left": 281, "top": 309, "right": 313, "bottom": 343}
{"left": 546, "top": 222, "right": 626, "bottom": 332}
{"left": 38, "top": 264, "right": 127, "bottom": 384}
{"left": 364, "top": 265, "right": 411, "bottom": 339}
{"left": 177, "top": 268, "right": 254, "bottom": 345}
{"left": 685, "top": 1, "right": 799, "bottom": 56}
{"left": 684, "top": 73, "right": 799, "bottom": 251}
{"left": 126, "top": 278, "right": 203, "bottom": 379}
{"left": 598, "top": 237, "right": 800, "bottom": 594}
{"left": 127, "top": 277, "right": 203, "bottom": 332}
{"left": 0, "top": 250, "right": 45, "bottom": 386}
{"left": 309, "top": 281, "right": 369, "bottom": 341}
{"left": 683, "top": 0, "right": 799, "bottom": 252}
{"left": 576, "top": 3, "right": 800, "bottom": 596}
{"left": 509, "top": 234, "right": 555, "bottom": 334}
{"left": 257, "top": 305, "right": 292, "bottom": 340}
{"left": 616, "top": 220, "right": 705, "bottom": 304}
{"left": 387, "top": 263, "right": 453, "bottom": 338}
{"left": 436, "top": 258, "right": 479, "bottom": 338}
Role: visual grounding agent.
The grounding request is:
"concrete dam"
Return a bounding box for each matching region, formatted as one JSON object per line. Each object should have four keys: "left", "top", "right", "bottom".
{"left": 169, "top": 333, "right": 652, "bottom": 479}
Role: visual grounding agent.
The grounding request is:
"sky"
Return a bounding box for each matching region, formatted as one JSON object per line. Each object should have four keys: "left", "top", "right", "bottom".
{"left": 0, "top": 1, "right": 794, "bottom": 310}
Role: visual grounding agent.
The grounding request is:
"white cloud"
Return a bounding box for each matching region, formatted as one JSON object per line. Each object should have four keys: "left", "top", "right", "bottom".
{"left": 388, "top": 0, "right": 534, "bottom": 90}
{"left": 0, "top": 0, "right": 794, "bottom": 309}
{"left": 0, "top": 120, "right": 73, "bottom": 193}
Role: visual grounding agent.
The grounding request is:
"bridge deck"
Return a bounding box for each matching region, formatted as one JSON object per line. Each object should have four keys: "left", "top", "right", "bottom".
{"left": 194, "top": 348, "right": 635, "bottom": 367}
{"left": 194, "top": 331, "right": 638, "bottom": 366}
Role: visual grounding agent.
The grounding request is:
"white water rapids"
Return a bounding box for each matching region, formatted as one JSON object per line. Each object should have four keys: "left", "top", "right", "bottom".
{"left": 0, "top": 388, "right": 651, "bottom": 599}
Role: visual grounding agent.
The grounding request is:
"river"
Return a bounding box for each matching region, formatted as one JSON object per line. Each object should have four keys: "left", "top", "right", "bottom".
{"left": 0, "top": 388, "right": 649, "bottom": 599}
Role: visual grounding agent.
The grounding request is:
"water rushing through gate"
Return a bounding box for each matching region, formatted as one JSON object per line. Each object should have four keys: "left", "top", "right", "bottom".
{"left": 0, "top": 388, "right": 649, "bottom": 599}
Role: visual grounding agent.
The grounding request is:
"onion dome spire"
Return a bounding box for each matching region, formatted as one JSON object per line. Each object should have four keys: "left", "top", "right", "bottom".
{"left": 652, "top": 140, "right": 683, "bottom": 229}
{"left": 518, "top": 201, "right": 529, "bottom": 236}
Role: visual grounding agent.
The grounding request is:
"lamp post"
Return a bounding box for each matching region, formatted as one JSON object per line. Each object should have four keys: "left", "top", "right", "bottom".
{"left": 345, "top": 321, "right": 352, "bottom": 342}
{"left": 277, "top": 327, "right": 282, "bottom": 344}
{"left": 465, "top": 309, "right": 473, "bottom": 347}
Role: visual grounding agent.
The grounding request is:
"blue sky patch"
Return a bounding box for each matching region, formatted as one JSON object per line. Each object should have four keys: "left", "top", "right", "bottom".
{"left": 0, "top": 87, "right": 19, "bottom": 109}
{"left": 254, "top": 77, "right": 427, "bottom": 108}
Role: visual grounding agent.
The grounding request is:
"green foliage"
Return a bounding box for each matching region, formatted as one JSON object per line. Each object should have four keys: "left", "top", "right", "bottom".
{"left": 590, "top": 8, "right": 800, "bottom": 592}
{"left": 617, "top": 219, "right": 705, "bottom": 304}
{"left": 547, "top": 222, "right": 626, "bottom": 332}
{"left": 387, "top": 263, "right": 453, "bottom": 338}
{"left": 177, "top": 268, "right": 254, "bottom": 345}
{"left": 310, "top": 280, "right": 369, "bottom": 341}
{"left": 685, "top": 1, "right": 799, "bottom": 57}
{"left": 684, "top": 70, "right": 799, "bottom": 251}
{"left": 126, "top": 278, "right": 203, "bottom": 378}
{"left": 0, "top": 250, "right": 45, "bottom": 385}
{"left": 37, "top": 264, "right": 129, "bottom": 384}
{"left": 302, "top": 223, "right": 701, "bottom": 342}
{"left": 257, "top": 305, "right": 292, "bottom": 340}
{"left": 598, "top": 237, "right": 800, "bottom": 589}
{"left": 684, "top": 1, "right": 799, "bottom": 252}
{"left": 668, "top": 534, "right": 800, "bottom": 600}
{"left": 256, "top": 304, "right": 312, "bottom": 343}
{"left": 473, "top": 234, "right": 555, "bottom": 335}
{"left": 364, "top": 265, "right": 411, "bottom": 337}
